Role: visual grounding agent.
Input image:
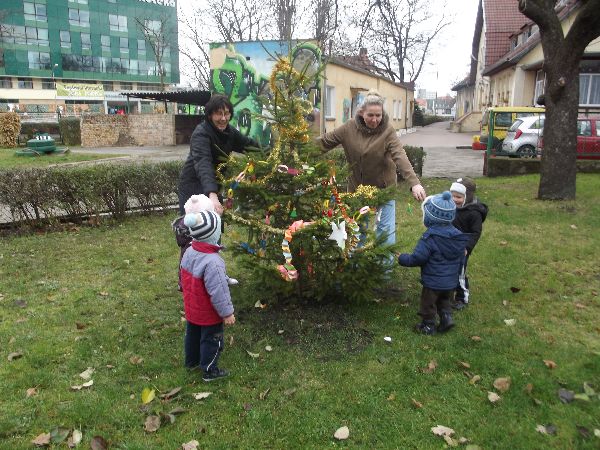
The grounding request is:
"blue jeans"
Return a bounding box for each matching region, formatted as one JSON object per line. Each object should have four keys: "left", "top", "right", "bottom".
{"left": 184, "top": 321, "right": 224, "bottom": 372}
{"left": 376, "top": 200, "right": 396, "bottom": 246}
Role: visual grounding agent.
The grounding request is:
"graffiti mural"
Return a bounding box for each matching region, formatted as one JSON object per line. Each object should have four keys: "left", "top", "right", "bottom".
{"left": 209, "top": 40, "right": 322, "bottom": 147}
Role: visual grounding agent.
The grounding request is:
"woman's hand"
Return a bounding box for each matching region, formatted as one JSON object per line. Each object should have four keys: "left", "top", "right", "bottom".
{"left": 209, "top": 192, "right": 224, "bottom": 215}
{"left": 411, "top": 184, "right": 426, "bottom": 201}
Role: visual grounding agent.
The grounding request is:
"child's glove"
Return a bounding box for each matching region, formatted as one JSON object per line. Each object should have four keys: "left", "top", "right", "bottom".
{"left": 227, "top": 277, "right": 239, "bottom": 286}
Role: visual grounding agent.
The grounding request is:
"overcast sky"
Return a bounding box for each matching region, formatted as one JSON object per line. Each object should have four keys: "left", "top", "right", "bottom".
{"left": 176, "top": 0, "right": 480, "bottom": 96}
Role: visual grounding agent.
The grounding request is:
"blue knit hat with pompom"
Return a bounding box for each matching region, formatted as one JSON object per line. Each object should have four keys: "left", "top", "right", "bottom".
{"left": 422, "top": 191, "right": 456, "bottom": 227}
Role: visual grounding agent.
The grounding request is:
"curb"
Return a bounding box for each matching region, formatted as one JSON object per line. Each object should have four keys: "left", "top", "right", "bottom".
{"left": 456, "top": 145, "right": 472, "bottom": 149}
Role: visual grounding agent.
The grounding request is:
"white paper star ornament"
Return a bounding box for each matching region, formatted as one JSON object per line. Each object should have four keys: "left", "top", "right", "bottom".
{"left": 328, "top": 220, "right": 347, "bottom": 249}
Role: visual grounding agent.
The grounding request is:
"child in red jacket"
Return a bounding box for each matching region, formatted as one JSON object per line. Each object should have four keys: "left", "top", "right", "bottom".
{"left": 180, "top": 207, "right": 235, "bottom": 382}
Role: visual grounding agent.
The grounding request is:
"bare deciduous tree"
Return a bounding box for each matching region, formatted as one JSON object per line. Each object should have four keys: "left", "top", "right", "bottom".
{"left": 136, "top": 16, "right": 176, "bottom": 92}
{"left": 311, "top": 0, "right": 339, "bottom": 54}
{"left": 179, "top": 14, "right": 211, "bottom": 89}
{"left": 355, "top": 0, "right": 450, "bottom": 83}
{"left": 518, "top": 0, "right": 600, "bottom": 200}
{"left": 271, "top": 0, "right": 297, "bottom": 41}
{"left": 210, "top": 0, "right": 265, "bottom": 42}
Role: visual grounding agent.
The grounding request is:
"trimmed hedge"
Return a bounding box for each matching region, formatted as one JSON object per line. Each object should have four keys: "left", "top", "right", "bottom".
{"left": 59, "top": 117, "right": 81, "bottom": 146}
{"left": 0, "top": 112, "right": 21, "bottom": 148}
{"left": 403, "top": 145, "right": 425, "bottom": 177}
{"left": 0, "top": 161, "right": 182, "bottom": 229}
{"left": 485, "top": 156, "right": 600, "bottom": 177}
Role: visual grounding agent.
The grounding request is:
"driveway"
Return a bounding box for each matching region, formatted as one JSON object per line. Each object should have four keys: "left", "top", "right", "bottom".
{"left": 400, "top": 121, "right": 484, "bottom": 179}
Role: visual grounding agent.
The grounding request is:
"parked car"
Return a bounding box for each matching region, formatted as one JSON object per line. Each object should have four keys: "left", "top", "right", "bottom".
{"left": 472, "top": 106, "right": 545, "bottom": 151}
{"left": 502, "top": 115, "right": 544, "bottom": 157}
{"left": 539, "top": 116, "right": 600, "bottom": 159}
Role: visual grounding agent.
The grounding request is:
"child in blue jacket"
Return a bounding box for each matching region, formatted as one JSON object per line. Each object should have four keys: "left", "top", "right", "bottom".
{"left": 398, "top": 191, "right": 469, "bottom": 335}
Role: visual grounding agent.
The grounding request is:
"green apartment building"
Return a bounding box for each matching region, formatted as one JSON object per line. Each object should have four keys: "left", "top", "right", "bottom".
{"left": 0, "top": 0, "right": 179, "bottom": 115}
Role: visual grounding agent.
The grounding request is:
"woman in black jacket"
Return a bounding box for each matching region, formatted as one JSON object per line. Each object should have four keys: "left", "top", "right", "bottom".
{"left": 178, "top": 95, "right": 259, "bottom": 215}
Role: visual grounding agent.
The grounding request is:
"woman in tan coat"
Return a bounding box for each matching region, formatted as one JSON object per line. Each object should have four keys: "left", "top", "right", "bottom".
{"left": 319, "top": 90, "right": 426, "bottom": 254}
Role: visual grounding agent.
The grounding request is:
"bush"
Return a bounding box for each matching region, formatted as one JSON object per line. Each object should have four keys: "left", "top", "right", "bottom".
{"left": 0, "top": 161, "right": 182, "bottom": 230}
{"left": 20, "top": 122, "right": 61, "bottom": 141}
{"left": 59, "top": 117, "right": 81, "bottom": 146}
{"left": 403, "top": 145, "right": 426, "bottom": 177}
{"left": 422, "top": 114, "right": 452, "bottom": 126}
{"left": 413, "top": 104, "right": 424, "bottom": 126}
{"left": 0, "top": 112, "right": 21, "bottom": 148}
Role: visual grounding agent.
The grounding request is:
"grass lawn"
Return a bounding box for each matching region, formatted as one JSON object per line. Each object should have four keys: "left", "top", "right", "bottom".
{"left": 1, "top": 174, "right": 599, "bottom": 449}
{"left": 0, "top": 148, "right": 125, "bottom": 169}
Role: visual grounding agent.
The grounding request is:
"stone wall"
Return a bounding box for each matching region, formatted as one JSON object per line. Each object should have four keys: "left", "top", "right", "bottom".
{"left": 81, "top": 114, "right": 175, "bottom": 147}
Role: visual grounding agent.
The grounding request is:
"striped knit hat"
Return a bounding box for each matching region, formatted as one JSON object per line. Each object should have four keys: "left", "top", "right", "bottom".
{"left": 422, "top": 191, "right": 456, "bottom": 227}
{"left": 183, "top": 210, "right": 221, "bottom": 245}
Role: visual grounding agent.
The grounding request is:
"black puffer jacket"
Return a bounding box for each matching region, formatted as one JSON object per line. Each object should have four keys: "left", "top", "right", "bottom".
{"left": 178, "top": 120, "right": 258, "bottom": 212}
{"left": 452, "top": 198, "right": 488, "bottom": 255}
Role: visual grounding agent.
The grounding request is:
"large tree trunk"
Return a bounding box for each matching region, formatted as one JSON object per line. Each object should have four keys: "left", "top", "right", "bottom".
{"left": 538, "top": 61, "right": 579, "bottom": 200}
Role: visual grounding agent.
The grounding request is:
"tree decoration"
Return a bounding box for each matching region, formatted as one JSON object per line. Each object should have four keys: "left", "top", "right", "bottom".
{"left": 218, "top": 43, "right": 399, "bottom": 301}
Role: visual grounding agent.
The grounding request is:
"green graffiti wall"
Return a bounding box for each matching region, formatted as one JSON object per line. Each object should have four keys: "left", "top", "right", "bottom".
{"left": 209, "top": 41, "right": 322, "bottom": 147}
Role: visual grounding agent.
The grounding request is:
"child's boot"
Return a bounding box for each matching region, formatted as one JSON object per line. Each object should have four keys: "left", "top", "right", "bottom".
{"left": 438, "top": 310, "right": 455, "bottom": 333}
{"left": 415, "top": 320, "right": 436, "bottom": 335}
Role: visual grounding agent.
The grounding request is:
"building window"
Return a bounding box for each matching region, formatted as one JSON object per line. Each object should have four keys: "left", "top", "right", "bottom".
{"left": 120, "top": 37, "right": 129, "bottom": 54}
{"left": 137, "top": 39, "right": 146, "bottom": 56}
{"left": 101, "top": 35, "right": 111, "bottom": 52}
{"left": 81, "top": 33, "right": 91, "bottom": 51}
{"left": 27, "top": 52, "right": 51, "bottom": 70}
{"left": 60, "top": 30, "right": 71, "bottom": 49}
{"left": 109, "top": 14, "right": 128, "bottom": 32}
{"left": 0, "top": 77, "right": 12, "bottom": 88}
{"left": 579, "top": 74, "right": 600, "bottom": 106}
{"left": 397, "top": 99, "right": 403, "bottom": 120}
{"left": 325, "top": 85, "right": 335, "bottom": 118}
{"left": 144, "top": 19, "right": 162, "bottom": 33}
{"left": 534, "top": 70, "right": 545, "bottom": 105}
{"left": 18, "top": 77, "right": 34, "bottom": 88}
{"left": 41, "top": 78, "right": 55, "bottom": 89}
{"left": 69, "top": 0, "right": 88, "bottom": 4}
{"left": 108, "top": 0, "right": 117, "bottom": 3}
{"left": 102, "top": 80, "right": 114, "bottom": 91}
{"left": 24, "top": 26, "right": 48, "bottom": 46}
{"left": 69, "top": 8, "right": 90, "bottom": 27}
{"left": 23, "top": 2, "right": 47, "bottom": 22}
{"left": 392, "top": 100, "right": 397, "bottom": 119}
{"left": 120, "top": 82, "right": 132, "bottom": 90}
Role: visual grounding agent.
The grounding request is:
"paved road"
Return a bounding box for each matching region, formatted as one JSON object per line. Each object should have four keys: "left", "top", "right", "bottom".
{"left": 400, "top": 121, "right": 484, "bottom": 179}
{"left": 71, "top": 120, "right": 485, "bottom": 178}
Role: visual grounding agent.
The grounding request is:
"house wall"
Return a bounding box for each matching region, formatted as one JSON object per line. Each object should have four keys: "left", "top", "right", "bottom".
{"left": 323, "top": 63, "right": 413, "bottom": 133}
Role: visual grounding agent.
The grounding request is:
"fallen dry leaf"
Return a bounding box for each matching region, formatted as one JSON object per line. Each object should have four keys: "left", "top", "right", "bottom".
{"left": 334, "top": 426, "right": 350, "bottom": 440}
{"left": 487, "top": 392, "right": 501, "bottom": 403}
{"left": 79, "top": 367, "right": 95, "bottom": 380}
{"left": 504, "top": 319, "right": 516, "bottom": 326}
{"left": 570, "top": 224, "right": 578, "bottom": 229}
{"left": 444, "top": 435, "right": 459, "bottom": 447}
{"left": 594, "top": 429, "right": 600, "bottom": 438}
{"left": 525, "top": 383, "right": 534, "bottom": 394}
{"left": 502, "top": 300, "right": 508, "bottom": 306}
{"left": 68, "top": 429, "right": 82, "bottom": 448}
{"left": 284, "top": 388, "right": 297, "bottom": 396}
{"left": 50, "top": 428, "right": 70, "bottom": 444}
{"left": 422, "top": 360, "right": 437, "bottom": 374}
{"left": 90, "top": 435, "right": 108, "bottom": 450}
{"left": 182, "top": 440, "right": 200, "bottom": 450}
{"left": 458, "top": 361, "right": 471, "bottom": 369}
{"left": 144, "top": 415, "right": 161, "bottom": 433}
{"left": 229, "top": 335, "right": 234, "bottom": 346}
{"left": 169, "top": 406, "right": 186, "bottom": 416}
{"left": 431, "top": 425, "right": 455, "bottom": 437}
{"left": 259, "top": 388, "right": 271, "bottom": 400}
{"left": 75, "top": 322, "right": 86, "bottom": 330}
{"left": 141, "top": 388, "right": 155, "bottom": 404}
{"left": 411, "top": 398, "right": 423, "bottom": 408}
{"left": 543, "top": 359, "right": 557, "bottom": 369}
{"left": 26, "top": 387, "right": 38, "bottom": 397}
{"left": 387, "top": 393, "right": 396, "bottom": 401}
{"left": 471, "top": 336, "right": 481, "bottom": 341}
{"left": 193, "top": 392, "right": 211, "bottom": 400}
{"left": 510, "top": 287, "right": 521, "bottom": 293}
{"left": 98, "top": 291, "right": 109, "bottom": 297}
{"left": 243, "top": 403, "right": 252, "bottom": 411}
{"left": 246, "top": 350, "right": 260, "bottom": 358}
{"left": 493, "top": 377, "right": 511, "bottom": 393}
{"left": 31, "top": 433, "right": 51, "bottom": 447}
{"left": 499, "top": 240, "right": 508, "bottom": 246}
{"left": 159, "top": 387, "right": 182, "bottom": 401}
{"left": 278, "top": 329, "right": 285, "bottom": 334}
{"left": 129, "top": 355, "right": 144, "bottom": 365}
{"left": 558, "top": 388, "right": 575, "bottom": 403}
{"left": 70, "top": 380, "right": 93, "bottom": 391}
{"left": 469, "top": 375, "right": 481, "bottom": 385}
{"left": 254, "top": 300, "right": 266, "bottom": 309}
{"left": 575, "top": 303, "right": 586, "bottom": 309}
{"left": 265, "top": 345, "right": 273, "bottom": 352}
{"left": 536, "top": 424, "right": 557, "bottom": 435}
{"left": 7, "top": 351, "right": 23, "bottom": 361}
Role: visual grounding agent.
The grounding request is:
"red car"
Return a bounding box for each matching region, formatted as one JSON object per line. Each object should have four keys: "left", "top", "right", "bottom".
{"left": 539, "top": 116, "right": 600, "bottom": 159}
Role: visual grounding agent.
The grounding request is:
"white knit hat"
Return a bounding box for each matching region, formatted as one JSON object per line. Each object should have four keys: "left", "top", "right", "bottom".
{"left": 450, "top": 182, "right": 467, "bottom": 196}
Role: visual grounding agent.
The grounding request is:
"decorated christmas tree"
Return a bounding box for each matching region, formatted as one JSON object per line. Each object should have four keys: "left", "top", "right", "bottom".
{"left": 219, "top": 47, "right": 398, "bottom": 302}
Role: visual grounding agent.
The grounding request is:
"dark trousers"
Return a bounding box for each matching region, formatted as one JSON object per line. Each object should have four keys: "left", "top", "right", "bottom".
{"left": 419, "top": 287, "right": 453, "bottom": 321}
{"left": 184, "top": 321, "right": 224, "bottom": 372}
{"left": 456, "top": 255, "right": 470, "bottom": 303}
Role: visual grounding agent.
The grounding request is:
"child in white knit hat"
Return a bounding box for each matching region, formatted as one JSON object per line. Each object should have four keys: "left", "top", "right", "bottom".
{"left": 449, "top": 177, "right": 488, "bottom": 310}
{"left": 180, "top": 199, "right": 235, "bottom": 382}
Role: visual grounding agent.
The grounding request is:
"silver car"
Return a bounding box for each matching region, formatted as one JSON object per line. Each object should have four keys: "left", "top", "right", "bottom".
{"left": 502, "top": 115, "right": 544, "bottom": 157}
